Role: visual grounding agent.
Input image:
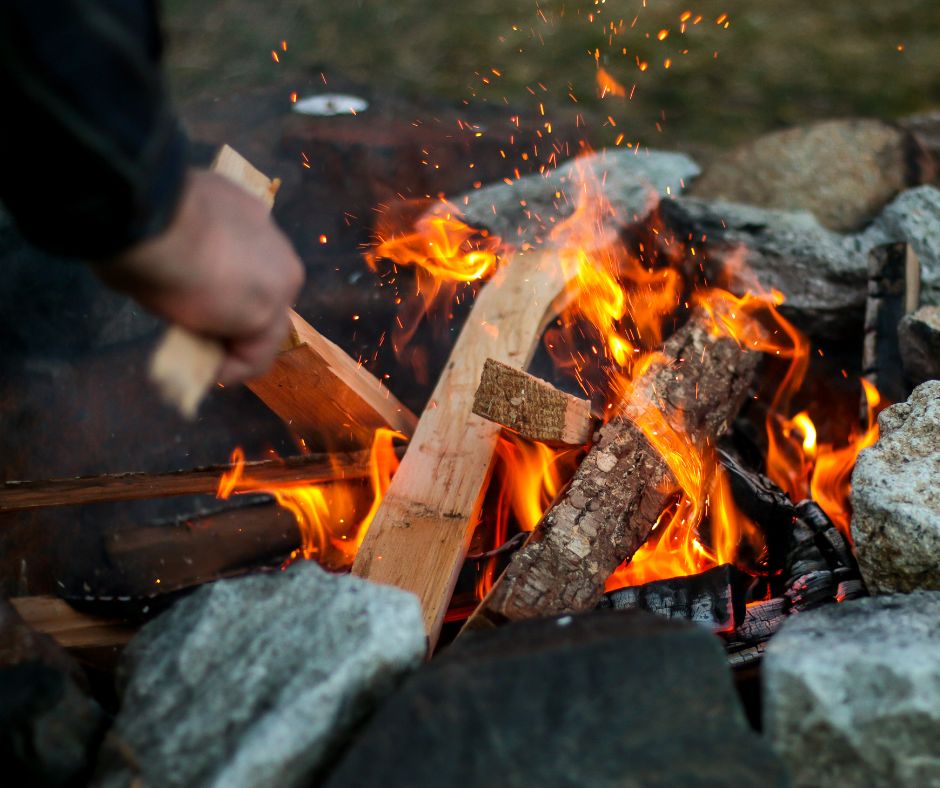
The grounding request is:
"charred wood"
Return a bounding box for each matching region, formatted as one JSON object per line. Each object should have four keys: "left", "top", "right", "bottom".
{"left": 464, "top": 310, "right": 761, "bottom": 630}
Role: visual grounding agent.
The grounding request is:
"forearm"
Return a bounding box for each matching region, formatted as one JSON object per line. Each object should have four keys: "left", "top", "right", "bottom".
{"left": 0, "top": 0, "right": 187, "bottom": 259}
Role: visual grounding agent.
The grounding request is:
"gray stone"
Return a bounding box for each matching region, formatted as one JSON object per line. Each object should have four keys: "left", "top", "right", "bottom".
{"left": 453, "top": 148, "right": 699, "bottom": 248}
{"left": 0, "top": 599, "right": 105, "bottom": 787}
{"left": 660, "top": 197, "right": 886, "bottom": 336}
{"left": 873, "top": 186, "right": 940, "bottom": 308}
{"left": 764, "top": 592, "right": 940, "bottom": 787}
{"left": 899, "top": 305, "right": 940, "bottom": 385}
{"left": 851, "top": 381, "right": 940, "bottom": 593}
{"left": 689, "top": 119, "right": 935, "bottom": 232}
{"left": 325, "top": 610, "right": 788, "bottom": 788}
{"left": 96, "top": 562, "right": 425, "bottom": 788}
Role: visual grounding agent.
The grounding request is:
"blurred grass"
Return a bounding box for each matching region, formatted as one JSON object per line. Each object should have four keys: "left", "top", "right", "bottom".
{"left": 163, "top": 0, "right": 940, "bottom": 148}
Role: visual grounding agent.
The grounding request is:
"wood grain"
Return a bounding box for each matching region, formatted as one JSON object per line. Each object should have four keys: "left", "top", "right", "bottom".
{"left": 351, "top": 248, "right": 578, "bottom": 646}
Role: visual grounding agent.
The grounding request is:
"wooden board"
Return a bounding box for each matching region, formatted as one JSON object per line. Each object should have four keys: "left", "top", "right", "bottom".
{"left": 472, "top": 358, "right": 594, "bottom": 447}
{"left": 0, "top": 449, "right": 383, "bottom": 514}
{"left": 351, "top": 247, "right": 578, "bottom": 646}
{"left": 9, "top": 596, "right": 136, "bottom": 650}
{"left": 247, "top": 310, "right": 417, "bottom": 448}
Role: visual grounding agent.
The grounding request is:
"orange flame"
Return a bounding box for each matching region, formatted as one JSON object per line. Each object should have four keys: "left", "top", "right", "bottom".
{"left": 596, "top": 66, "right": 627, "bottom": 98}
{"left": 216, "top": 429, "right": 404, "bottom": 568}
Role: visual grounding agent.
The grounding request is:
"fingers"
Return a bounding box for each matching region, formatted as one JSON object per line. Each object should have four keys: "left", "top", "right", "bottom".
{"left": 217, "top": 312, "right": 293, "bottom": 385}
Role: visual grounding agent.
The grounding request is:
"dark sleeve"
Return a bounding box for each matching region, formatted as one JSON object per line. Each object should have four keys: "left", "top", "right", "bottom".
{"left": 0, "top": 0, "right": 188, "bottom": 260}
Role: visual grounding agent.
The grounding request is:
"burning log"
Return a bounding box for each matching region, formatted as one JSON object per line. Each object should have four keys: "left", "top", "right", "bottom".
{"left": 0, "top": 449, "right": 392, "bottom": 514}
{"left": 598, "top": 564, "right": 747, "bottom": 633}
{"left": 150, "top": 146, "right": 416, "bottom": 445}
{"left": 464, "top": 309, "right": 761, "bottom": 629}
{"left": 861, "top": 242, "right": 920, "bottom": 405}
{"left": 471, "top": 358, "right": 594, "bottom": 447}
{"left": 351, "top": 245, "right": 583, "bottom": 647}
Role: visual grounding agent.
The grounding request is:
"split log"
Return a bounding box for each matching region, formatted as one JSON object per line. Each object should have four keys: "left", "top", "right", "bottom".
{"left": 464, "top": 310, "right": 761, "bottom": 630}
{"left": 9, "top": 596, "right": 136, "bottom": 650}
{"left": 151, "top": 145, "right": 416, "bottom": 444}
{"left": 598, "top": 563, "right": 746, "bottom": 633}
{"left": 862, "top": 242, "right": 920, "bottom": 405}
{"left": 247, "top": 309, "right": 417, "bottom": 449}
{"left": 471, "top": 358, "right": 594, "bottom": 447}
{"left": 351, "top": 246, "right": 581, "bottom": 646}
{"left": 0, "top": 449, "right": 392, "bottom": 514}
{"left": 722, "top": 597, "right": 788, "bottom": 668}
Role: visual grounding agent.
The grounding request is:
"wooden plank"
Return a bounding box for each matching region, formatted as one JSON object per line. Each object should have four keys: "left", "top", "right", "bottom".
{"left": 471, "top": 358, "right": 594, "bottom": 447}
{"left": 9, "top": 596, "right": 136, "bottom": 650}
{"left": 247, "top": 309, "right": 417, "bottom": 449}
{"left": 463, "top": 311, "right": 761, "bottom": 630}
{"left": 351, "top": 247, "right": 578, "bottom": 646}
{"left": 0, "top": 449, "right": 385, "bottom": 514}
{"left": 150, "top": 145, "right": 417, "bottom": 445}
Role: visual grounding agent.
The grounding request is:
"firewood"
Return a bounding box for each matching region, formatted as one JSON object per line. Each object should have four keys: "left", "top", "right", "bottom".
{"left": 351, "top": 247, "right": 582, "bottom": 647}
{"left": 471, "top": 359, "right": 594, "bottom": 447}
{"left": 9, "top": 596, "right": 136, "bottom": 650}
{"left": 149, "top": 146, "right": 417, "bottom": 445}
{"left": 247, "top": 309, "right": 417, "bottom": 449}
{"left": 464, "top": 310, "right": 761, "bottom": 630}
{"left": 0, "top": 449, "right": 390, "bottom": 514}
{"left": 598, "top": 563, "right": 746, "bottom": 633}
{"left": 862, "top": 242, "right": 920, "bottom": 405}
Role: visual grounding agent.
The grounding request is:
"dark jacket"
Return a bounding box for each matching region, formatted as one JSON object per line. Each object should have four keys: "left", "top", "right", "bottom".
{"left": 0, "top": 0, "right": 187, "bottom": 260}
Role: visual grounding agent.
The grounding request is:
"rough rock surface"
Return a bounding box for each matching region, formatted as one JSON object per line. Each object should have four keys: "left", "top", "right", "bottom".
{"left": 0, "top": 598, "right": 105, "bottom": 787}
{"left": 96, "top": 562, "right": 425, "bottom": 788}
{"left": 325, "top": 611, "right": 788, "bottom": 788}
{"left": 452, "top": 148, "right": 700, "bottom": 248}
{"left": 660, "top": 197, "right": 883, "bottom": 336}
{"left": 851, "top": 381, "right": 940, "bottom": 593}
{"left": 689, "top": 119, "right": 935, "bottom": 232}
{"left": 764, "top": 592, "right": 940, "bottom": 787}
{"left": 899, "top": 305, "right": 940, "bottom": 385}
{"left": 874, "top": 186, "right": 940, "bottom": 307}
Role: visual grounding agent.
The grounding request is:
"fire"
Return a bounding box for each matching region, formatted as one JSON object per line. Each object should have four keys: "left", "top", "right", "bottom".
{"left": 596, "top": 66, "right": 627, "bottom": 98}
{"left": 216, "top": 428, "right": 404, "bottom": 568}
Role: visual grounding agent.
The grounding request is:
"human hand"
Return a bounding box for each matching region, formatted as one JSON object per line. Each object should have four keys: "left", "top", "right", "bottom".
{"left": 96, "top": 169, "right": 305, "bottom": 384}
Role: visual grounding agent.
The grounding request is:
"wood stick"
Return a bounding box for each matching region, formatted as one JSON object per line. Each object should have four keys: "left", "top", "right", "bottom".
{"left": 149, "top": 146, "right": 417, "bottom": 446}
{"left": 246, "top": 309, "right": 417, "bottom": 449}
{"left": 471, "top": 358, "right": 594, "bottom": 447}
{"left": 9, "top": 596, "right": 136, "bottom": 650}
{"left": 464, "top": 310, "right": 761, "bottom": 630}
{"left": 0, "top": 449, "right": 389, "bottom": 514}
{"left": 351, "top": 247, "right": 579, "bottom": 647}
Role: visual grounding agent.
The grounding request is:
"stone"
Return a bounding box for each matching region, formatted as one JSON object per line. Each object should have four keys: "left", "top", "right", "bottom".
{"left": 850, "top": 381, "right": 940, "bottom": 593}
{"left": 689, "top": 119, "right": 935, "bottom": 232}
{"left": 453, "top": 148, "right": 700, "bottom": 248}
{"left": 0, "top": 598, "right": 106, "bottom": 787}
{"left": 324, "top": 610, "right": 788, "bottom": 788}
{"left": 873, "top": 186, "right": 940, "bottom": 308}
{"left": 95, "top": 561, "right": 425, "bottom": 788}
{"left": 763, "top": 592, "right": 940, "bottom": 787}
{"left": 901, "top": 111, "right": 940, "bottom": 183}
{"left": 899, "top": 305, "right": 940, "bottom": 385}
{"left": 659, "top": 197, "right": 885, "bottom": 336}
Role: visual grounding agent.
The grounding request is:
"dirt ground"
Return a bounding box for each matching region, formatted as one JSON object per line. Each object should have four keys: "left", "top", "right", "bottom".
{"left": 164, "top": 0, "right": 940, "bottom": 150}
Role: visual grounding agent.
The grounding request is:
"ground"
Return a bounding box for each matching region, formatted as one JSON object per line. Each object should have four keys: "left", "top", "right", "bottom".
{"left": 163, "top": 0, "right": 940, "bottom": 150}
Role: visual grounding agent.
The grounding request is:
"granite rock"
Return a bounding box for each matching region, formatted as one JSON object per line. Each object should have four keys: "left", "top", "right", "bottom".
{"left": 325, "top": 610, "right": 788, "bottom": 788}
{"left": 452, "top": 148, "right": 700, "bottom": 248}
{"left": 899, "top": 305, "right": 940, "bottom": 385}
{"left": 95, "top": 562, "right": 425, "bottom": 788}
{"left": 764, "top": 592, "right": 940, "bottom": 787}
{"left": 689, "top": 119, "right": 935, "bottom": 232}
{"left": 851, "top": 381, "right": 940, "bottom": 593}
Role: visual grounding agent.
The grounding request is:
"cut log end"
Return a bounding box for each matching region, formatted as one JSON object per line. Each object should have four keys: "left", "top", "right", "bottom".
{"left": 471, "top": 358, "right": 594, "bottom": 447}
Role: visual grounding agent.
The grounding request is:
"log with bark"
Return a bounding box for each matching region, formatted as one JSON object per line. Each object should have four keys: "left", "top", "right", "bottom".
{"left": 464, "top": 309, "right": 761, "bottom": 630}
{"left": 471, "top": 359, "right": 594, "bottom": 447}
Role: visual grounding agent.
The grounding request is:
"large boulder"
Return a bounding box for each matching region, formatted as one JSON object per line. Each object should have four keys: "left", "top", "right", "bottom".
{"left": 95, "top": 562, "right": 425, "bottom": 788}
{"left": 689, "top": 119, "right": 935, "bottom": 232}
{"left": 899, "top": 305, "right": 940, "bottom": 385}
{"left": 324, "top": 610, "right": 788, "bottom": 787}
{"left": 851, "top": 381, "right": 940, "bottom": 593}
{"left": 763, "top": 592, "right": 940, "bottom": 787}
{"left": 453, "top": 148, "right": 700, "bottom": 248}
